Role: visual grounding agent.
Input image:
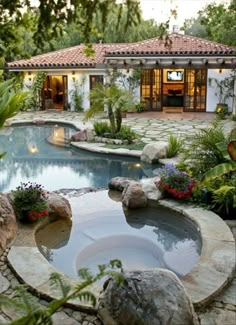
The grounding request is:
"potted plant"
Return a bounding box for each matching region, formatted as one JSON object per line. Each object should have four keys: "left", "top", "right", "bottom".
{"left": 12, "top": 182, "right": 49, "bottom": 223}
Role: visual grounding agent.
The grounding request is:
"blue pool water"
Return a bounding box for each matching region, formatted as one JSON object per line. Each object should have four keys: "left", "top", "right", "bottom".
{"left": 0, "top": 124, "right": 157, "bottom": 192}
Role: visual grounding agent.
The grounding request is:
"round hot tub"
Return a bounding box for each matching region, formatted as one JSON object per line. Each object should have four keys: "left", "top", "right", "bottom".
{"left": 36, "top": 190, "right": 201, "bottom": 278}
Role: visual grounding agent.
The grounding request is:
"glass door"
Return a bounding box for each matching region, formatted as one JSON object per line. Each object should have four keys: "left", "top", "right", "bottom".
{"left": 141, "top": 69, "right": 162, "bottom": 110}
{"left": 184, "top": 69, "right": 207, "bottom": 111}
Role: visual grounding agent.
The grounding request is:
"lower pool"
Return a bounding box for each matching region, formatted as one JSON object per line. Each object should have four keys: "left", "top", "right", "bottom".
{"left": 36, "top": 191, "right": 202, "bottom": 278}
{"left": 0, "top": 124, "right": 157, "bottom": 192}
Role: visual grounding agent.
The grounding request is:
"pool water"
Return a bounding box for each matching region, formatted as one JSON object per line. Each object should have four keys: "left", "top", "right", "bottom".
{"left": 36, "top": 191, "right": 201, "bottom": 278}
{"left": 0, "top": 124, "right": 157, "bottom": 192}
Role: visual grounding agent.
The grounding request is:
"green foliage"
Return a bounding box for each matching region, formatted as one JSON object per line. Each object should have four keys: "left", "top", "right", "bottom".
{"left": 166, "top": 133, "right": 184, "bottom": 158}
{"left": 0, "top": 260, "right": 123, "bottom": 324}
{"left": 0, "top": 1, "right": 141, "bottom": 61}
{"left": 0, "top": 79, "right": 28, "bottom": 128}
{"left": 135, "top": 102, "right": 145, "bottom": 113}
{"left": 182, "top": 1, "right": 236, "bottom": 46}
{"left": 12, "top": 182, "right": 49, "bottom": 223}
{"left": 86, "top": 83, "right": 133, "bottom": 135}
{"left": 211, "top": 183, "right": 236, "bottom": 217}
{"left": 203, "top": 161, "right": 236, "bottom": 182}
{"left": 193, "top": 176, "right": 236, "bottom": 219}
{"left": 93, "top": 120, "right": 111, "bottom": 136}
{"left": 181, "top": 122, "right": 227, "bottom": 179}
{"left": 116, "top": 125, "right": 137, "bottom": 144}
{"left": 24, "top": 72, "right": 47, "bottom": 111}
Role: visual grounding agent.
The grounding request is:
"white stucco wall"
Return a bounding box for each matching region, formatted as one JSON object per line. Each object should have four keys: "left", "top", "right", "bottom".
{"left": 206, "top": 69, "right": 234, "bottom": 112}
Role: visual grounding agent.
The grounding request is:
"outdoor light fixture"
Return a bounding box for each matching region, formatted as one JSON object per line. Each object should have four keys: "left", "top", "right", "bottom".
{"left": 219, "top": 69, "right": 222, "bottom": 73}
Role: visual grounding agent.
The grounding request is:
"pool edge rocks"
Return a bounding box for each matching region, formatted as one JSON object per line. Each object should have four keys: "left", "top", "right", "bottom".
{"left": 6, "top": 192, "right": 235, "bottom": 313}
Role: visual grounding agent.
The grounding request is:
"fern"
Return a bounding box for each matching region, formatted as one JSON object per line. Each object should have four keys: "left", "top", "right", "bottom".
{"left": 0, "top": 260, "right": 123, "bottom": 324}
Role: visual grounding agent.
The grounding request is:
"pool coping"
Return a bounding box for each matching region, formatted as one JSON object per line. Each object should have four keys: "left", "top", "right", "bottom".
{"left": 7, "top": 197, "right": 235, "bottom": 312}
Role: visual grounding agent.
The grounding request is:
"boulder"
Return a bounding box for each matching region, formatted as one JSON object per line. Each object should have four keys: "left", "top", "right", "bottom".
{"left": 71, "top": 130, "right": 87, "bottom": 142}
{"left": 0, "top": 194, "right": 17, "bottom": 256}
{"left": 46, "top": 192, "right": 72, "bottom": 219}
{"left": 140, "top": 177, "right": 162, "bottom": 201}
{"left": 108, "top": 177, "right": 134, "bottom": 192}
{"left": 98, "top": 269, "right": 199, "bottom": 325}
{"left": 122, "top": 182, "right": 147, "bottom": 208}
{"left": 141, "top": 142, "right": 168, "bottom": 163}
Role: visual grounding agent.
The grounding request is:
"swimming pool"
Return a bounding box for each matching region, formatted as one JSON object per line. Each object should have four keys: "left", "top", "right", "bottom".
{"left": 0, "top": 124, "right": 157, "bottom": 192}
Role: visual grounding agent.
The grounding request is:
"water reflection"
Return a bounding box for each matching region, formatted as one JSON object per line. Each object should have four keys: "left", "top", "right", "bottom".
{"left": 0, "top": 125, "right": 157, "bottom": 192}
{"left": 36, "top": 191, "right": 201, "bottom": 279}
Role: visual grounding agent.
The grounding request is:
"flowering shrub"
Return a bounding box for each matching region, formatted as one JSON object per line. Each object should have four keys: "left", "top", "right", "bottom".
{"left": 156, "top": 164, "right": 195, "bottom": 200}
{"left": 12, "top": 182, "right": 49, "bottom": 223}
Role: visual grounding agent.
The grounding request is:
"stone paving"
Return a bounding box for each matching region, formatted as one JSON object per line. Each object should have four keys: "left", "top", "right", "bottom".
{"left": 1, "top": 111, "right": 236, "bottom": 324}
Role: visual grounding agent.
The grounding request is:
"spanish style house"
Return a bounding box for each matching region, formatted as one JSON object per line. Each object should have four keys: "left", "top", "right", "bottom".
{"left": 7, "top": 33, "right": 236, "bottom": 113}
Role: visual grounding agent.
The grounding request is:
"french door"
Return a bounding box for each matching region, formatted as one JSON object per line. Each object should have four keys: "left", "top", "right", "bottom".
{"left": 184, "top": 69, "right": 207, "bottom": 112}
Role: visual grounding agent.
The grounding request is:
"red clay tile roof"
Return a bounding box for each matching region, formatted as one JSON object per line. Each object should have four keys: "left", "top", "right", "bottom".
{"left": 7, "top": 43, "right": 126, "bottom": 69}
{"left": 7, "top": 34, "right": 236, "bottom": 69}
{"left": 106, "top": 33, "right": 236, "bottom": 56}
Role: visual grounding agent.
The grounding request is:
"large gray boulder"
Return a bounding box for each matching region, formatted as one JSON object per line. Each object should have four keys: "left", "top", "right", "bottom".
{"left": 47, "top": 192, "right": 72, "bottom": 219}
{"left": 122, "top": 182, "right": 147, "bottom": 209}
{"left": 0, "top": 193, "right": 17, "bottom": 256}
{"left": 108, "top": 177, "right": 134, "bottom": 192}
{"left": 141, "top": 142, "right": 168, "bottom": 163}
{"left": 98, "top": 269, "right": 199, "bottom": 325}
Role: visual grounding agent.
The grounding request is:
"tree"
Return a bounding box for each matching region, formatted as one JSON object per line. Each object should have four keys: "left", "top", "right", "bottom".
{"left": 86, "top": 83, "right": 133, "bottom": 135}
{"left": 0, "top": 0, "right": 141, "bottom": 63}
{"left": 181, "top": 1, "right": 236, "bottom": 46}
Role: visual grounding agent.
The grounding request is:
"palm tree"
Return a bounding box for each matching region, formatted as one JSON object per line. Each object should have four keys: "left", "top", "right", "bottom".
{"left": 86, "top": 84, "right": 133, "bottom": 135}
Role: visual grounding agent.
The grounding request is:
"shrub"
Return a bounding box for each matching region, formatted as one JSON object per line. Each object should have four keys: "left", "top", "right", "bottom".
{"left": 166, "top": 134, "right": 184, "bottom": 158}
{"left": 12, "top": 182, "right": 49, "bottom": 223}
{"left": 93, "top": 120, "right": 111, "bottom": 136}
{"left": 156, "top": 164, "right": 195, "bottom": 200}
{"left": 181, "top": 122, "right": 227, "bottom": 179}
{"left": 192, "top": 176, "right": 236, "bottom": 219}
{"left": 116, "top": 125, "right": 137, "bottom": 144}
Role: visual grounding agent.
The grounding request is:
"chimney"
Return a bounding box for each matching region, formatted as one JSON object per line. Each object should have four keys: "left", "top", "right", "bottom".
{"left": 172, "top": 25, "right": 179, "bottom": 33}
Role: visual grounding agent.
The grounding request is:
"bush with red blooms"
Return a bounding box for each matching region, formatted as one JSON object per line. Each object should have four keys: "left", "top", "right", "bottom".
{"left": 156, "top": 164, "right": 195, "bottom": 200}
{"left": 12, "top": 182, "right": 49, "bottom": 223}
